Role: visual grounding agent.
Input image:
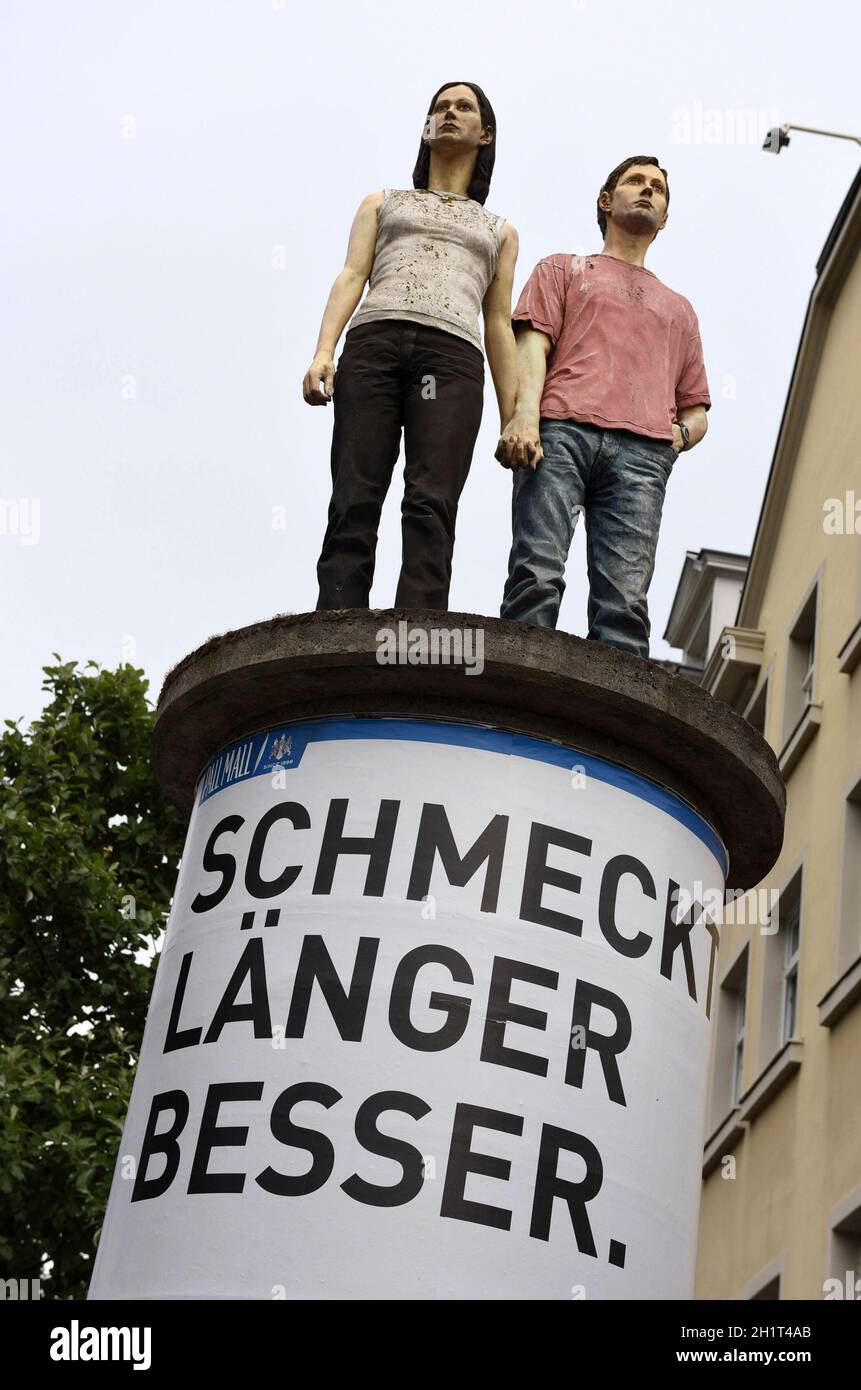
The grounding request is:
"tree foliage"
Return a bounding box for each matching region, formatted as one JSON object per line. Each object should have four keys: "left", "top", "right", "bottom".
{"left": 0, "top": 657, "right": 186, "bottom": 1298}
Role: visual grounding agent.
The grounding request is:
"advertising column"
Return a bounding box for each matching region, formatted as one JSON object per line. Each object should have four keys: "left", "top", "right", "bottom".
{"left": 89, "top": 711, "right": 731, "bottom": 1300}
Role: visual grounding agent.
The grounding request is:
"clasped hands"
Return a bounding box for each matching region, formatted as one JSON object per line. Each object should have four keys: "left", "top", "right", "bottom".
{"left": 495, "top": 417, "right": 685, "bottom": 470}
{"left": 494, "top": 415, "right": 544, "bottom": 471}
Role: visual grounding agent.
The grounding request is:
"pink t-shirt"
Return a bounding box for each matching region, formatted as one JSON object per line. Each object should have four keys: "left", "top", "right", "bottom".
{"left": 512, "top": 252, "right": 711, "bottom": 441}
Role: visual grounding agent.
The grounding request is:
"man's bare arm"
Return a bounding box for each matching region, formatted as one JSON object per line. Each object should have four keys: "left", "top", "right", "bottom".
{"left": 673, "top": 405, "right": 708, "bottom": 453}
{"left": 495, "top": 326, "right": 551, "bottom": 470}
{"left": 303, "top": 191, "right": 383, "bottom": 405}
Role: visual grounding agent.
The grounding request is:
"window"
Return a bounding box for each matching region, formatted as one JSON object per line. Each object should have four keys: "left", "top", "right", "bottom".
{"left": 836, "top": 774, "right": 861, "bottom": 976}
{"left": 781, "top": 900, "right": 800, "bottom": 1043}
{"left": 744, "top": 677, "right": 768, "bottom": 740}
{"left": 828, "top": 1189, "right": 861, "bottom": 1297}
{"left": 800, "top": 634, "right": 815, "bottom": 705}
{"left": 687, "top": 604, "right": 712, "bottom": 668}
{"left": 837, "top": 542, "right": 861, "bottom": 673}
{"left": 782, "top": 582, "right": 819, "bottom": 744}
{"left": 732, "top": 983, "right": 747, "bottom": 1104}
{"left": 709, "top": 947, "right": 749, "bottom": 1128}
{"left": 760, "top": 868, "right": 803, "bottom": 1067}
{"left": 744, "top": 1255, "right": 785, "bottom": 1300}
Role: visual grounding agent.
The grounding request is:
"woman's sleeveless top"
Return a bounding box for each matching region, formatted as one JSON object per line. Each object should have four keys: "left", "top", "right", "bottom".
{"left": 347, "top": 187, "right": 507, "bottom": 353}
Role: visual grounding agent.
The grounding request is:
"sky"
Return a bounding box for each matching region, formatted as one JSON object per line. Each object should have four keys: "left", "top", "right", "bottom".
{"left": 2, "top": 0, "right": 860, "bottom": 729}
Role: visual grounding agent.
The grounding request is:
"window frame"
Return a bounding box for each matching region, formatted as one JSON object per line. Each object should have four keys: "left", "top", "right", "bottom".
{"left": 758, "top": 859, "right": 805, "bottom": 1072}
{"left": 780, "top": 568, "right": 823, "bottom": 749}
{"left": 835, "top": 768, "right": 861, "bottom": 977}
{"left": 743, "top": 666, "right": 771, "bottom": 740}
{"left": 781, "top": 897, "right": 801, "bottom": 1044}
{"left": 732, "top": 980, "right": 747, "bottom": 1105}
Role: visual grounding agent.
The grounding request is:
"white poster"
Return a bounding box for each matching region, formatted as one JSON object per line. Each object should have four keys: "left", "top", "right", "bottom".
{"left": 89, "top": 716, "right": 727, "bottom": 1301}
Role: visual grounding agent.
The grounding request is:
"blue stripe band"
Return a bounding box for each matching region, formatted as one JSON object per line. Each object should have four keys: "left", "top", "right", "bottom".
{"left": 196, "top": 715, "right": 728, "bottom": 877}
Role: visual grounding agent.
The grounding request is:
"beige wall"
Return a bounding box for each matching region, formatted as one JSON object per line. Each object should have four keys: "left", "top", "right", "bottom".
{"left": 696, "top": 244, "right": 861, "bottom": 1299}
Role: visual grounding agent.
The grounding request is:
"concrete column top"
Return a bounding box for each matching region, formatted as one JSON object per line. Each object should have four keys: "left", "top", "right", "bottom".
{"left": 152, "top": 610, "right": 785, "bottom": 891}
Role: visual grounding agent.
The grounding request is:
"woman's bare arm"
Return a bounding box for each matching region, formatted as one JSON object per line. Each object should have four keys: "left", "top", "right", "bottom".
{"left": 482, "top": 224, "right": 519, "bottom": 432}
{"left": 303, "top": 191, "right": 383, "bottom": 405}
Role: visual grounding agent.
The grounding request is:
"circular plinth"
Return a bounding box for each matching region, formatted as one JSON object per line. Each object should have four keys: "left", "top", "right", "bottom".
{"left": 90, "top": 610, "right": 788, "bottom": 1300}
{"left": 153, "top": 611, "right": 784, "bottom": 892}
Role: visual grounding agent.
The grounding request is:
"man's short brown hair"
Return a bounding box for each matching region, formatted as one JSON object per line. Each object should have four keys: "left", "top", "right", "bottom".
{"left": 597, "top": 155, "right": 670, "bottom": 237}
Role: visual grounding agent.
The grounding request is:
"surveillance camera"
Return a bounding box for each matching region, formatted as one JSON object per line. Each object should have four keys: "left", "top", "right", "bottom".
{"left": 763, "top": 126, "right": 790, "bottom": 154}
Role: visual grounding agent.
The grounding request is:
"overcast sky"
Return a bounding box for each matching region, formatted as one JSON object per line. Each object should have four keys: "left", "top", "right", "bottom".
{"left": 3, "top": 0, "right": 860, "bottom": 729}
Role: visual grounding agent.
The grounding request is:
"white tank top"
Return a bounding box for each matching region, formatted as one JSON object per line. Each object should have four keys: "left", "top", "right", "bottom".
{"left": 347, "top": 187, "right": 507, "bottom": 353}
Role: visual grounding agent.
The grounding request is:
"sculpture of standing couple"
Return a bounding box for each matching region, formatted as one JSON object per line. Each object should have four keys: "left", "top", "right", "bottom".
{"left": 303, "top": 81, "right": 710, "bottom": 658}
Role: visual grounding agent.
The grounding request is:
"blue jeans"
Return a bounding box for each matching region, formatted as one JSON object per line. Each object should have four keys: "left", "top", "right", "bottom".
{"left": 500, "top": 419, "right": 677, "bottom": 657}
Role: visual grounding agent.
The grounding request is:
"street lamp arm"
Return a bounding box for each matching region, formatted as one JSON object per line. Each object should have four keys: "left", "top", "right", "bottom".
{"left": 783, "top": 123, "right": 861, "bottom": 146}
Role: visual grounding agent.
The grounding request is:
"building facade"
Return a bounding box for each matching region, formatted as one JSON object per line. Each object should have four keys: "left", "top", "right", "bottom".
{"left": 665, "top": 168, "right": 861, "bottom": 1300}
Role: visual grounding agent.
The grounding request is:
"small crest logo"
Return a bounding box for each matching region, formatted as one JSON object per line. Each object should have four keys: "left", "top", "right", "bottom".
{"left": 271, "top": 734, "right": 292, "bottom": 761}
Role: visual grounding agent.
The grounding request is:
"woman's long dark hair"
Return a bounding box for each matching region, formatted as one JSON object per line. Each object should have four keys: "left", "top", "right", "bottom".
{"left": 411, "top": 81, "right": 496, "bottom": 206}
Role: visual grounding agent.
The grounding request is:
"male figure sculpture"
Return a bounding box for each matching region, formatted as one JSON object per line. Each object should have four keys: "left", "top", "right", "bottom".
{"left": 497, "top": 155, "right": 710, "bottom": 657}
